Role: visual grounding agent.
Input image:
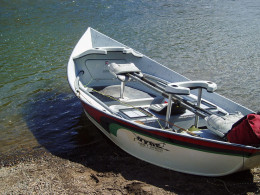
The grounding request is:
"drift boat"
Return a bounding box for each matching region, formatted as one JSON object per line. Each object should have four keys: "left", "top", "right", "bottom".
{"left": 68, "top": 27, "right": 260, "bottom": 176}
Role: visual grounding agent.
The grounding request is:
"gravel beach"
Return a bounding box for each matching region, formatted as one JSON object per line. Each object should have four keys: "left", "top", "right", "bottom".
{"left": 1, "top": 139, "right": 259, "bottom": 195}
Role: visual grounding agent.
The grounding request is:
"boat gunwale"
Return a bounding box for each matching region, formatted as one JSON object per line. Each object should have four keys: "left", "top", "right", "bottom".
{"left": 79, "top": 94, "right": 259, "bottom": 158}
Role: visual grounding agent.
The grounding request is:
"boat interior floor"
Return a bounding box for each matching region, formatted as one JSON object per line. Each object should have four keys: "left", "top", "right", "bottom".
{"left": 90, "top": 85, "right": 225, "bottom": 141}
{"left": 92, "top": 85, "right": 155, "bottom": 101}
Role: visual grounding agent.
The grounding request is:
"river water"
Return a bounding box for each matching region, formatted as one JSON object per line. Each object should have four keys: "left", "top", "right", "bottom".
{"left": 0, "top": 0, "right": 259, "bottom": 155}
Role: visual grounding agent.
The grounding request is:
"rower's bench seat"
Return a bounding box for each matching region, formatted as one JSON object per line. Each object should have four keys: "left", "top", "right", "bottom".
{"left": 165, "top": 81, "right": 217, "bottom": 95}
{"left": 164, "top": 80, "right": 217, "bottom": 128}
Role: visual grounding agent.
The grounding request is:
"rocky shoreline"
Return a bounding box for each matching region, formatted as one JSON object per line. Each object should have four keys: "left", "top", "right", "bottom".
{"left": 1, "top": 140, "right": 259, "bottom": 194}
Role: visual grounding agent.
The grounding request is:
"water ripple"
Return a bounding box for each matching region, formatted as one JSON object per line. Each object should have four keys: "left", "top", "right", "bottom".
{"left": 0, "top": 0, "right": 259, "bottom": 154}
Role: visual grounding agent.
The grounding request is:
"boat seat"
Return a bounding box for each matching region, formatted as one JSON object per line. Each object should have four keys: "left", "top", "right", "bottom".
{"left": 108, "top": 62, "right": 142, "bottom": 78}
{"left": 108, "top": 63, "right": 143, "bottom": 99}
{"left": 164, "top": 81, "right": 217, "bottom": 128}
{"left": 165, "top": 81, "right": 217, "bottom": 95}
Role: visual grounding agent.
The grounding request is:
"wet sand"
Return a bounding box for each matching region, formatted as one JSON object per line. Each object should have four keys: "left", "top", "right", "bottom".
{"left": 1, "top": 140, "right": 259, "bottom": 195}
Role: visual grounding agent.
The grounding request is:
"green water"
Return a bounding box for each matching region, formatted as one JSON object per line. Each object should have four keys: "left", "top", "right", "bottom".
{"left": 0, "top": 0, "right": 259, "bottom": 155}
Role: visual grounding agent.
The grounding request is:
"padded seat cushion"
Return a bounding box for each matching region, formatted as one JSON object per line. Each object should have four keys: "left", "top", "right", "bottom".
{"left": 108, "top": 63, "right": 141, "bottom": 76}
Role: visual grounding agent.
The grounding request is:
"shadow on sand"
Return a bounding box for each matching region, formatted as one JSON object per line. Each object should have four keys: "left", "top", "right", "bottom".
{"left": 23, "top": 91, "right": 259, "bottom": 194}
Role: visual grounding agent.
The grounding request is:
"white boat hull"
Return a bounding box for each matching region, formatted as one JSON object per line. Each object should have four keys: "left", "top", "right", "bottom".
{"left": 68, "top": 27, "right": 260, "bottom": 176}
{"left": 82, "top": 102, "right": 258, "bottom": 176}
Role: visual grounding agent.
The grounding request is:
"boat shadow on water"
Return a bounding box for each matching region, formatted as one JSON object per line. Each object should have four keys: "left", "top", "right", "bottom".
{"left": 23, "top": 91, "right": 259, "bottom": 194}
